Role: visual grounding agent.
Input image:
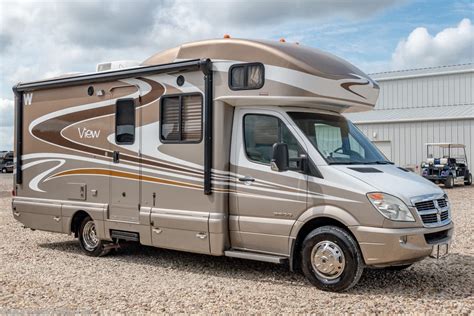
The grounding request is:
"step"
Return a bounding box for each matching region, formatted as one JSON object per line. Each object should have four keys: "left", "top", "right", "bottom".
{"left": 224, "top": 250, "right": 288, "bottom": 264}
{"left": 110, "top": 230, "right": 139, "bottom": 242}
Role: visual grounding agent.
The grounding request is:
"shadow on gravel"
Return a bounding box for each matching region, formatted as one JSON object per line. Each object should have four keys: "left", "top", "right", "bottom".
{"left": 354, "top": 254, "right": 474, "bottom": 298}
{"left": 39, "top": 240, "right": 473, "bottom": 298}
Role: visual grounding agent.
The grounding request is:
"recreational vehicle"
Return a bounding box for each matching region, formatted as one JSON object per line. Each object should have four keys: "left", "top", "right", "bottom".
{"left": 12, "top": 38, "right": 453, "bottom": 292}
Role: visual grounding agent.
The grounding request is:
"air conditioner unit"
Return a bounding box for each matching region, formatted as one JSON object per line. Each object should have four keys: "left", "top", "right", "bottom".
{"left": 96, "top": 60, "right": 141, "bottom": 72}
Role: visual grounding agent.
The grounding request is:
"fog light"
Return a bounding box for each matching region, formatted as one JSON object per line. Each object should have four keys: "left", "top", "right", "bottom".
{"left": 399, "top": 235, "right": 408, "bottom": 244}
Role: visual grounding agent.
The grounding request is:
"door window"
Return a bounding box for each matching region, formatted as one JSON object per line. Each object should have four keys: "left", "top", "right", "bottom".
{"left": 243, "top": 114, "right": 303, "bottom": 168}
{"left": 115, "top": 98, "right": 135, "bottom": 144}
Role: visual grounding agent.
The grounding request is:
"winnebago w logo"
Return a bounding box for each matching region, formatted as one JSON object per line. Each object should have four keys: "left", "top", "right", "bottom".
{"left": 23, "top": 93, "right": 33, "bottom": 105}
{"left": 78, "top": 127, "right": 101, "bottom": 139}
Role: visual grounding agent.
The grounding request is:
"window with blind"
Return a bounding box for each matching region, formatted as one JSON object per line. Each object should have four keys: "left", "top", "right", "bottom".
{"left": 160, "top": 93, "right": 203, "bottom": 143}
{"left": 229, "top": 62, "right": 264, "bottom": 90}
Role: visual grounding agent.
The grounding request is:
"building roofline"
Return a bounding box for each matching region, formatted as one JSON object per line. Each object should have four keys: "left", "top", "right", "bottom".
{"left": 369, "top": 63, "right": 474, "bottom": 81}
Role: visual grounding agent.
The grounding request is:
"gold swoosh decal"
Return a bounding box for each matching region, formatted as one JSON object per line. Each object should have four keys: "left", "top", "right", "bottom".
{"left": 341, "top": 81, "right": 369, "bottom": 99}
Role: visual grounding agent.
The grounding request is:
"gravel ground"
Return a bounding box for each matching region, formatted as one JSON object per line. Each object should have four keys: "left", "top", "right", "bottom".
{"left": 0, "top": 173, "right": 473, "bottom": 314}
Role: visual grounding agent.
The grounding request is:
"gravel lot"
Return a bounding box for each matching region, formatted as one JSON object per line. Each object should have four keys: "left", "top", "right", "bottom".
{"left": 0, "top": 173, "right": 473, "bottom": 313}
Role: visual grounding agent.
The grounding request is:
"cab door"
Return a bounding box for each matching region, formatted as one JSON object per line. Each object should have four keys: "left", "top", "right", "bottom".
{"left": 230, "top": 108, "right": 308, "bottom": 255}
{"left": 109, "top": 88, "right": 141, "bottom": 223}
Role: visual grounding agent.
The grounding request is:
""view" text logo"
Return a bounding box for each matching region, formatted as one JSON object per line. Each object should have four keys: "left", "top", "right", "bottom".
{"left": 78, "top": 127, "right": 101, "bottom": 139}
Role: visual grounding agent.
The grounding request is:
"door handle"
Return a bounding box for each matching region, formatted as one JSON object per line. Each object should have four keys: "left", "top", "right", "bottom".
{"left": 238, "top": 176, "right": 255, "bottom": 183}
{"left": 113, "top": 151, "right": 120, "bottom": 163}
{"left": 196, "top": 232, "right": 207, "bottom": 239}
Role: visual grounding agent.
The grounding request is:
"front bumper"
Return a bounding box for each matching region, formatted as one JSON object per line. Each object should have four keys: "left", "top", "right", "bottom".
{"left": 350, "top": 222, "right": 454, "bottom": 267}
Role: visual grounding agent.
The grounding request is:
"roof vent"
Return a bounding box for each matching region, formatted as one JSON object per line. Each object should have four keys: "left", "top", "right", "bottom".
{"left": 96, "top": 60, "right": 141, "bottom": 72}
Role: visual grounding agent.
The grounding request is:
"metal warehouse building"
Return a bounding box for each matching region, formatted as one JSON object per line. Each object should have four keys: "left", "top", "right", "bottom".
{"left": 346, "top": 63, "right": 474, "bottom": 171}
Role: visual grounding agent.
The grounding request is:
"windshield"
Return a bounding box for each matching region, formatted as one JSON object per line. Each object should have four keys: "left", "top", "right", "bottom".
{"left": 288, "top": 112, "right": 391, "bottom": 165}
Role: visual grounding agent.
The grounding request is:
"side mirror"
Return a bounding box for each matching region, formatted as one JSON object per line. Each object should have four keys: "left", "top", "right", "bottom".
{"left": 271, "top": 143, "right": 289, "bottom": 172}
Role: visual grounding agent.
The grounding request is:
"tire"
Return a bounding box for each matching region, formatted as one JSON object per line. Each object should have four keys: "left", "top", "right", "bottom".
{"left": 300, "top": 226, "right": 364, "bottom": 292}
{"left": 78, "top": 216, "right": 110, "bottom": 257}
{"left": 384, "top": 264, "right": 412, "bottom": 271}
{"left": 444, "top": 175, "right": 454, "bottom": 188}
{"left": 465, "top": 173, "right": 472, "bottom": 186}
{"left": 1, "top": 168, "right": 6, "bottom": 173}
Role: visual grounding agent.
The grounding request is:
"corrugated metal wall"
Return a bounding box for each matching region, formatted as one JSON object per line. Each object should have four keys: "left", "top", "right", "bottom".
{"left": 375, "top": 71, "right": 474, "bottom": 110}
{"left": 356, "top": 119, "right": 474, "bottom": 171}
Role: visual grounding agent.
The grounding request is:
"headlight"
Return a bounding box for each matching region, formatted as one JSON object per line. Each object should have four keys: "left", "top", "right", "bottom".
{"left": 367, "top": 192, "right": 415, "bottom": 222}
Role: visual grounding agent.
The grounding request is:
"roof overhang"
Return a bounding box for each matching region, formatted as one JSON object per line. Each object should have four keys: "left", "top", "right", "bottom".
{"left": 214, "top": 96, "right": 373, "bottom": 113}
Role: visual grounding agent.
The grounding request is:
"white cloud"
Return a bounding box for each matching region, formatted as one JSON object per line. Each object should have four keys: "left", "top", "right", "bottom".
{"left": 391, "top": 18, "right": 474, "bottom": 69}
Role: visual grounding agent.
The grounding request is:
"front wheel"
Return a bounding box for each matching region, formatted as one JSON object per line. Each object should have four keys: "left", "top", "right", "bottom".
{"left": 301, "top": 226, "right": 364, "bottom": 292}
{"left": 465, "top": 173, "right": 472, "bottom": 185}
{"left": 78, "top": 216, "right": 110, "bottom": 256}
{"left": 1, "top": 168, "right": 6, "bottom": 173}
{"left": 444, "top": 175, "right": 454, "bottom": 188}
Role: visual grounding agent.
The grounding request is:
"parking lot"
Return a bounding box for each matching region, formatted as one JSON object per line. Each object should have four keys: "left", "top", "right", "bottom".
{"left": 0, "top": 173, "right": 472, "bottom": 313}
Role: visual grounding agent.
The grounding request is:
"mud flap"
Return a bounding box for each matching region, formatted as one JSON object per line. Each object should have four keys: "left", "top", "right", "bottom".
{"left": 430, "top": 242, "right": 449, "bottom": 259}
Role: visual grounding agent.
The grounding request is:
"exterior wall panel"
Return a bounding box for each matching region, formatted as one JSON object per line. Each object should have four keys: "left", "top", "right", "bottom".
{"left": 355, "top": 119, "right": 474, "bottom": 171}
{"left": 373, "top": 71, "right": 474, "bottom": 110}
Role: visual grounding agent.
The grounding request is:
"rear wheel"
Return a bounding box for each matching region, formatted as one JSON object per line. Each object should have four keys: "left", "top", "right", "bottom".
{"left": 300, "top": 226, "right": 364, "bottom": 292}
{"left": 444, "top": 175, "right": 454, "bottom": 188}
{"left": 1, "top": 168, "right": 6, "bottom": 173}
{"left": 465, "top": 173, "right": 472, "bottom": 185}
{"left": 78, "top": 216, "right": 110, "bottom": 257}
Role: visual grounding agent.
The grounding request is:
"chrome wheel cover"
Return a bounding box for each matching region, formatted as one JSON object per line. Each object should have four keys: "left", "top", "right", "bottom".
{"left": 311, "top": 241, "right": 345, "bottom": 280}
{"left": 82, "top": 221, "right": 99, "bottom": 251}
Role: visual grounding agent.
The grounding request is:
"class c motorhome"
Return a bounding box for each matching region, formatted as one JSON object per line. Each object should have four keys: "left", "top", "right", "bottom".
{"left": 12, "top": 38, "right": 453, "bottom": 291}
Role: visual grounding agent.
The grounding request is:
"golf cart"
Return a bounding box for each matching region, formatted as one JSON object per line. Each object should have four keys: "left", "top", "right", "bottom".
{"left": 421, "top": 143, "right": 472, "bottom": 188}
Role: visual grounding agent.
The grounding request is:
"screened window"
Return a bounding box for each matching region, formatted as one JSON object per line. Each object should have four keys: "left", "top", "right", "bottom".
{"left": 229, "top": 63, "right": 264, "bottom": 90}
{"left": 160, "top": 93, "right": 203, "bottom": 143}
{"left": 243, "top": 114, "right": 303, "bottom": 167}
{"left": 115, "top": 98, "right": 135, "bottom": 144}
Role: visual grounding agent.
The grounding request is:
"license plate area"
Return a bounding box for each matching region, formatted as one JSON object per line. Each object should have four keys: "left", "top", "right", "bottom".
{"left": 430, "top": 243, "right": 449, "bottom": 259}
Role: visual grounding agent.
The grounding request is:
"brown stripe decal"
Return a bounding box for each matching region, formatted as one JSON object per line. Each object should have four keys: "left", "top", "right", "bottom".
{"left": 49, "top": 168, "right": 233, "bottom": 193}
{"left": 51, "top": 168, "right": 203, "bottom": 189}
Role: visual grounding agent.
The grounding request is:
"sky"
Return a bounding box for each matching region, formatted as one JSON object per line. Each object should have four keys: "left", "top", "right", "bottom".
{"left": 0, "top": 0, "right": 473, "bottom": 150}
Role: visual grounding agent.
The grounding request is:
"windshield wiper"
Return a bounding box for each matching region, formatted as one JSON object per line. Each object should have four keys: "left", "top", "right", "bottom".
{"left": 373, "top": 160, "right": 394, "bottom": 165}
{"left": 360, "top": 161, "right": 394, "bottom": 165}
{"left": 328, "top": 160, "right": 394, "bottom": 165}
{"left": 328, "top": 161, "right": 365, "bottom": 165}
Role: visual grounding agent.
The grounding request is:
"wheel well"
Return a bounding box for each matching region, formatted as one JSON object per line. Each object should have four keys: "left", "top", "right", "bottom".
{"left": 290, "top": 216, "right": 356, "bottom": 272}
{"left": 71, "top": 210, "right": 90, "bottom": 238}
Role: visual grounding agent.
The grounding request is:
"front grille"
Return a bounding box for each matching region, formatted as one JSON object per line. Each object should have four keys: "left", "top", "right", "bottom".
{"left": 420, "top": 213, "right": 438, "bottom": 224}
{"left": 415, "top": 198, "right": 450, "bottom": 227}
{"left": 415, "top": 200, "right": 435, "bottom": 212}
{"left": 440, "top": 210, "right": 449, "bottom": 221}
{"left": 437, "top": 199, "right": 447, "bottom": 208}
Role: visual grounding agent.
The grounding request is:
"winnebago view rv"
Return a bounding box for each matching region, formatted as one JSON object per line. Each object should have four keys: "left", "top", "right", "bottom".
{"left": 12, "top": 38, "right": 453, "bottom": 292}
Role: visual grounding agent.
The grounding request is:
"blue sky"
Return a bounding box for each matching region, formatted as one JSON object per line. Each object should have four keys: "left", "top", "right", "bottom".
{"left": 1, "top": 0, "right": 473, "bottom": 150}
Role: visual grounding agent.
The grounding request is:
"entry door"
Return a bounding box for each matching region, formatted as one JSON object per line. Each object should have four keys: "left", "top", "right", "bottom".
{"left": 109, "top": 87, "right": 141, "bottom": 222}
{"left": 231, "top": 109, "right": 308, "bottom": 256}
